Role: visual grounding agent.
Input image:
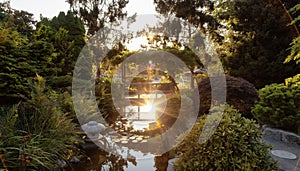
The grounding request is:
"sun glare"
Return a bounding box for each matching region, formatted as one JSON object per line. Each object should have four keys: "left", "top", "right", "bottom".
{"left": 126, "top": 36, "right": 149, "bottom": 51}
{"left": 141, "top": 102, "right": 156, "bottom": 114}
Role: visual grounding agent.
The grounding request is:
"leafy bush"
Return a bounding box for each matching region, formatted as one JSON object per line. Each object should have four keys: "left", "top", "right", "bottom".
{"left": 0, "top": 75, "right": 81, "bottom": 170}
{"left": 252, "top": 74, "right": 300, "bottom": 134}
{"left": 174, "top": 105, "right": 277, "bottom": 171}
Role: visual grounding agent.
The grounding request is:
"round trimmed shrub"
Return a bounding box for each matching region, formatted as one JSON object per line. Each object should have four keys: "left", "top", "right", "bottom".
{"left": 174, "top": 105, "right": 277, "bottom": 171}
{"left": 198, "top": 75, "right": 259, "bottom": 119}
{"left": 252, "top": 74, "right": 300, "bottom": 134}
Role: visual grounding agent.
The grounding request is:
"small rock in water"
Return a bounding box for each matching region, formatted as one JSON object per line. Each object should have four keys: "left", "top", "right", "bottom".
{"left": 129, "top": 136, "right": 136, "bottom": 140}
{"left": 136, "top": 137, "right": 143, "bottom": 141}
{"left": 70, "top": 157, "right": 80, "bottom": 163}
{"left": 141, "top": 140, "right": 148, "bottom": 143}
{"left": 132, "top": 140, "right": 138, "bottom": 143}
{"left": 57, "top": 159, "right": 67, "bottom": 168}
{"left": 121, "top": 140, "right": 128, "bottom": 144}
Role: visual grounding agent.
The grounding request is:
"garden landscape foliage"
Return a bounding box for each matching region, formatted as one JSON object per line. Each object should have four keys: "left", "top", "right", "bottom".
{"left": 0, "top": 0, "right": 299, "bottom": 170}
{"left": 174, "top": 105, "right": 278, "bottom": 171}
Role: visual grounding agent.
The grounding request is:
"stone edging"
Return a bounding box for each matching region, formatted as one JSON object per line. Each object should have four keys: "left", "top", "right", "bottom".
{"left": 262, "top": 125, "right": 300, "bottom": 145}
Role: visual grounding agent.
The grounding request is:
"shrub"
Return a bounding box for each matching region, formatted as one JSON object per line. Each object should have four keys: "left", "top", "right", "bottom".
{"left": 198, "top": 75, "right": 259, "bottom": 119}
{"left": 251, "top": 74, "right": 300, "bottom": 134}
{"left": 0, "top": 75, "right": 81, "bottom": 170}
{"left": 174, "top": 105, "right": 277, "bottom": 171}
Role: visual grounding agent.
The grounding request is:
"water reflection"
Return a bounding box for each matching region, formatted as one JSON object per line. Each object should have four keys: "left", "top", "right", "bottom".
{"left": 68, "top": 147, "right": 169, "bottom": 171}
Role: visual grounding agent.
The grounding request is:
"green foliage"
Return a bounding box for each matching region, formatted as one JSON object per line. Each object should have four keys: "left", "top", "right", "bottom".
{"left": 0, "top": 75, "right": 81, "bottom": 170}
{"left": 154, "top": 0, "right": 216, "bottom": 35}
{"left": 0, "top": 2, "right": 36, "bottom": 39}
{"left": 174, "top": 105, "right": 278, "bottom": 171}
{"left": 39, "top": 11, "right": 86, "bottom": 69}
{"left": 285, "top": 4, "right": 300, "bottom": 65}
{"left": 68, "top": 0, "right": 129, "bottom": 35}
{"left": 252, "top": 74, "right": 300, "bottom": 134}
{"left": 285, "top": 36, "right": 300, "bottom": 64}
{"left": 36, "top": 12, "right": 86, "bottom": 85}
{"left": 289, "top": 4, "right": 300, "bottom": 30}
{"left": 162, "top": 47, "right": 202, "bottom": 72}
{"left": 0, "top": 8, "right": 86, "bottom": 104}
{"left": 0, "top": 25, "right": 33, "bottom": 104}
{"left": 154, "top": 0, "right": 299, "bottom": 88}
{"left": 215, "top": 0, "right": 298, "bottom": 88}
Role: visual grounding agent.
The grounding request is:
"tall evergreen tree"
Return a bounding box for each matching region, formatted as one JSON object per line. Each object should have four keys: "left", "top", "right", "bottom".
{"left": 0, "top": 21, "right": 33, "bottom": 104}
{"left": 39, "top": 11, "right": 86, "bottom": 76}
{"left": 0, "top": 2, "right": 37, "bottom": 104}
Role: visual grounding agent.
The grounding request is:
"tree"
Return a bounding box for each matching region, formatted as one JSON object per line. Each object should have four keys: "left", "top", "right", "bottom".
{"left": 36, "top": 11, "right": 86, "bottom": 88}
{"left": 154, "top": 0, "right": 299, "bottom": 88}
{"left": 67, "top": 0, "right": 129, "bottom": 35}
{"left": 215, "top": 0, "right": 298, "bottom": 87}
{"left": 0, "top": 4, "right": 86, "bottom": 104}
{"left": 0, "top": 1, "right": 36, "bottom": 39}
{"left": 39, "top": 11, "right": 86, "bottom": 76}
{"left": 154, "top": 0, "right": 219, "bottom": 40}
{"left": 0, "top": 2, "right": 35, "bottom": 104}
{"left": 0, "top": 26, "right": 32, "bottom": 104}
{"left": 285, "top": 4, "right": 300, "bottom": 65}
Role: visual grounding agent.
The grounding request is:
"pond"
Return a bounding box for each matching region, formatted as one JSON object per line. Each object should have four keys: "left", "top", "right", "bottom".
{"left": 67, "top": 136, "right": 172, "bottom": 171}
{"left": 67, "top": 108, "right": 175, "bottom": 171}
{"left": 69, "top": 82, "right": 184, "bottom": 170}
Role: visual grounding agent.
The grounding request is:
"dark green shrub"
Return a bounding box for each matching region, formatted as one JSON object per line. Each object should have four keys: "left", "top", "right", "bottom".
{"left": 251, "top": 74, "right": 300, "bottom": 134}
{"left": 174, "top": 105, "right": 277, "bottom": 171}
{"left": 47, "top": 75, "right": 72, "bottom": 89}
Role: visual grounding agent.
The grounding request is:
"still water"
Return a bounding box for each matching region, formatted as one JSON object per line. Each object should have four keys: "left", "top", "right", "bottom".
{"left": 68, "top": 146, "right": 170, "bottom": 171}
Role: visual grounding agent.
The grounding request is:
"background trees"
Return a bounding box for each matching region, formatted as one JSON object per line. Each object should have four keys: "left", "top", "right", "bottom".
{"left": 0, "top": 2, "right": 85, "bottom": 104}
{"left": 67, "top": 0, "right": 129, "bottom": 36}
{"left": 37, "top": 11, "right": 86, "bottom": 88}
{"left": 154, "top": 0, "right": 299, "bottom": 88}
{"left": 0, "top": 3, "right": 34, "bottom": 103}
{"left": 285, "top": 4, "right": 300, "bottom": 65}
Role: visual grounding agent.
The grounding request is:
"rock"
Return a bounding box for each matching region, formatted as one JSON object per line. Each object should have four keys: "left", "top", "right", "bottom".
{"left": 129, "top": 136, "right": 136, "bottom": 140}
{"left": 57, "top": 159, "right": 67, "bottom": 168}
{"left": 263, "top": 127, "right": 283, "bottom": 141}
{"left": 141, "top": 140, "right": 148, "bottom": 143}
{"left": 121, "top": 140, "right": 128, "bottom": 144}
{"left": 263, "top": 126, "right": 300, "bottom": 144}
{"left": 167, "top": 158, "right": 178, "bottom": 171}
{"left": 70, "top": 157, "right": 80, "bottom": 163}
{"left": 81, "top": 142, "right": 98, "bottom": 150}
{"left": 136, "top": 137, "right": 143, "bottom": 141}
{"left": 282, "top": 132, "right": 300, "bottom": 145}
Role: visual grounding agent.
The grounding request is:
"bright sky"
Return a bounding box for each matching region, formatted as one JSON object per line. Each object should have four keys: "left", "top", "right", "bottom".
{"left": 8, "top": 0, "right": 157, "bottom": 20}
{"left": 8, "top": 0, "right": 160, "bottom": 50}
